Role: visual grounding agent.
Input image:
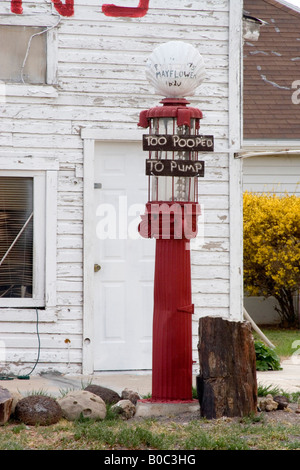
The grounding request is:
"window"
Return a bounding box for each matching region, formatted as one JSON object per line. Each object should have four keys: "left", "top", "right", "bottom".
{"left": 0, "top": 171, "right": 49, "bottom": 308}
{"left": 0, "top": 177, "right": 34, "bottom": 299}
{"left": 0, "top": 26, "right": 47, "bottom": 84}
{"left": 0, "top": 15, "right": 59, "bottom": 87}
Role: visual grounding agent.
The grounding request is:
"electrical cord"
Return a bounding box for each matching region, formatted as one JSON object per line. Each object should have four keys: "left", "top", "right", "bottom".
{"left": 0, "top": 308, "right": 41, "bottom": 381}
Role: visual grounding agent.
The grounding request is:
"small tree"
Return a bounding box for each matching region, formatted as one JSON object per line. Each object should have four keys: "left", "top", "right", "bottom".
{"left": 243, "top": 191, "right": 300, "bottom": 327}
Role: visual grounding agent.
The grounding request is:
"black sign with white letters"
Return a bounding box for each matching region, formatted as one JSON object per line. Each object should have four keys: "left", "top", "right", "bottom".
{"left": 146, "top": 159, "right": 205, "bottom": 177}
{"left": 143, "top": 134, "right": 214, "bottom": 152}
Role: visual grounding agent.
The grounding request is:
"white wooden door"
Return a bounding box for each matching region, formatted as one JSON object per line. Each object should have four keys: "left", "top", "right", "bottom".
{"left": 93, "top": 141, "right": 155, "bottom": 371}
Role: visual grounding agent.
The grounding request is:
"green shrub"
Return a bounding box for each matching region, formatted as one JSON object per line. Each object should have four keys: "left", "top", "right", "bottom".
{"left": 255, "top": 341, "right": 282, "bottom": 371}
{"left": 243, "top": 192, "right": 300, "bottom": 327}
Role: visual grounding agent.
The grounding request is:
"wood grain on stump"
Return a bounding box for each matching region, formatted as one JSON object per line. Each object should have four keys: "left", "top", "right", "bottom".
{"left": 197, "top": 316, "right": 257, "bottom": 419}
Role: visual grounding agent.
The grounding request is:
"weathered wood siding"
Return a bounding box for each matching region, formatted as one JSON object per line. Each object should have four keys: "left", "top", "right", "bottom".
{"left": 0, "top": 0, "right": 242, "bottom": 374}
{"left": 243, "top": 155, "right": 300, "bottom": 195}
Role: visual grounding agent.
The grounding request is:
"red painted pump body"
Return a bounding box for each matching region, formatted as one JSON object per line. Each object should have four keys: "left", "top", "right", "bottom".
{"left": 152, "top": 238, "right": 194, "bottom": 401}
{"left": 138, "top": 99, "right": 202, "bottom": 401}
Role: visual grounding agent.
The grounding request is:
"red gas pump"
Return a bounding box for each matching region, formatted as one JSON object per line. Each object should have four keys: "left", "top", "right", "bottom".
{"left": 138, "top": 42, "right": 213, "bottom": 401}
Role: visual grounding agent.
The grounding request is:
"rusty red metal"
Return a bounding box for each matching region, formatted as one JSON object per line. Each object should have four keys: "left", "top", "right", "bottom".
{"left": 138, "top": 98, "right": 203, "bottom": 130}
{"left": 139, "top": 203, "right": 199, "bottom": 400}
{"left": 138, "top": 202, "right": 200, "bottom": 240}
{"left": 151, "top": 238, "right": 194, "bottom": 401}
{"left": 138, "top": 97, "right": 203, "bottom": 401}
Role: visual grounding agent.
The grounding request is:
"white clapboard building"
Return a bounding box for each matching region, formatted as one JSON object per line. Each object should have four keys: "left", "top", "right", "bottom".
{"left": 0, "top": 0, "right": 243, "bottom": 376}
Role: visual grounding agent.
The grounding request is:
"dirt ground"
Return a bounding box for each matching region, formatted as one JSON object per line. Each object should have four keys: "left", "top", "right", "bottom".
{"left": 134, "top": 401, "right": 300, "bottom": 425}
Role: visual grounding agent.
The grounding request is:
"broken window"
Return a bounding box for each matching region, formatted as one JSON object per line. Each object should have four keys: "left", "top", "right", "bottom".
{"left": 0, "top": 177, "right": 33, "bottom": 299}
{"left": 0, "top": 26, "right": 47, "bottom": 84}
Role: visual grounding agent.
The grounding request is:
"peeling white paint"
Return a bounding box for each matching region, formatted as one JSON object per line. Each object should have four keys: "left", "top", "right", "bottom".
{"left": 260, "top": 74, "right": 290, "bottom": 90}
{"left": 250, "top": 50, "right": 269, "bottom": 55}
{"left": 270, "top": 18, "right": 280, "bottom": 33}
{"left": 256, "top": 66, "right": 290, "bottom": 90}
{"left": 0, "top": 0, "right": 243, "bottom": 375}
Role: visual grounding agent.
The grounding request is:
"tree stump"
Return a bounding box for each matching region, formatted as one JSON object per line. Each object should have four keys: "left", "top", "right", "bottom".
{"left": 197, "top": 316, "right": 257, "bottom": 419}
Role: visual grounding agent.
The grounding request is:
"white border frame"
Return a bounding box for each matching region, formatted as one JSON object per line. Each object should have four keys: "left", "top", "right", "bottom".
{"left": 0, "top": 158, "right": 58, "bottom": 308}
{"left": 0, "top": 170, "right": 44, "bottom": 307}
{"left": 242, "top": 139, "right": 300, "bottom": 152}
{"left": 229, "top": 0, "right": 244, "bottom": 321}
{"left": 82, "top": 128, "right": 144, "bottom": 374}
{"left": 0, "top": 14, "right": 59, "bottom": 90}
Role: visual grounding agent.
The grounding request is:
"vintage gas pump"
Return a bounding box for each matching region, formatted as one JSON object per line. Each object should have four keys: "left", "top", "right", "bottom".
{"left": 138, "top": 42, "right": 214, "bottom": 401}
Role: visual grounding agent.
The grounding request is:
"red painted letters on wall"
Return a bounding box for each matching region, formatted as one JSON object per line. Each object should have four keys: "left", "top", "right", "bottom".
{"left": 102, "top": 0, "right": 150, "bottom": 18}
{"left": 51, "top": 0, "right": 74, "bottom": 16}
{"left": 11, "top": 0, "right": 23, "bottom": 14}
{"left": 11, "top": 0, "right": 74, "bottom": 16}
{"left": 10, "top": 0, "right": 149, "bottom": 17}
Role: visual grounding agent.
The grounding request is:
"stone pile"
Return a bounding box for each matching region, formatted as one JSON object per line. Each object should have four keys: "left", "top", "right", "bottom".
{"left": 258, "top": 394, "right": 299, "bottom": 413}
{"left": 258, "top": 394, "right": 280, "bottom": 412}
{"left": 1, "top": 384, "right": 299, "bottom": 426}
{"left": 0, "top": 384, "right": 141, "bottom": 426}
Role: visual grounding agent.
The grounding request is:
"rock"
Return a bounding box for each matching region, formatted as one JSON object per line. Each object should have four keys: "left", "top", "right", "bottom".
{"left": 15, "top": 395, "right": 62, "bottom": 426}
{"left": 10, "top": 391, "right": 23, "bottom": 414}
{"left": 84, "top": 384, "right": 120, "bottom": 404}
{"left": 121, "top": 388, "right": 140, "bottom": 405}
{"left": 273, "top": 395, "right": 289, "bottom": 410}
{"left": 58, "top": 390, "right": 106, "bottom": 421}
{"left": 111, "top": 399, "right": 136, "bottom": 420}
{"left": 259, "top": 394, "right": 278, "bottom": 412}
{"left": 0, "top": 387, "right": 13, "bottom": 425}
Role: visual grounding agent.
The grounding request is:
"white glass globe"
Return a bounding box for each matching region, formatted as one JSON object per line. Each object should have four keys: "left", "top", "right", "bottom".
{"left": 145, "top": 41, "right": 206, "bottom": 98}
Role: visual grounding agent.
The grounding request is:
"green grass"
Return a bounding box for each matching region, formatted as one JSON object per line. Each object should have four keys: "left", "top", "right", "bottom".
{"left": 0, "top": 381, "right": 299, "bottom": 451}
{"left": 0, "top": 328, "right": 299, "bottom": 450}
{"left": 257, "top": 383, "right": 300, "bottom": 403}
{"left": 253, "top": 327, "right": 300, "bottom": 358}
{"left": 0, "top": 412, "right": 299, "bottom": 450}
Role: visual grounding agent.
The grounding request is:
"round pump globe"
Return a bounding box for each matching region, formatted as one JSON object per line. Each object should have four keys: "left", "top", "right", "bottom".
{"left": 145, "top": 41, "right": 206, "bottom": 98}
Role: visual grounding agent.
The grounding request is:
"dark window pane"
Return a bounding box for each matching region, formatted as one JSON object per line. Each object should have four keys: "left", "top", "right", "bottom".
{"left": 0, "top": 177, "right": 33, "bottom": 298}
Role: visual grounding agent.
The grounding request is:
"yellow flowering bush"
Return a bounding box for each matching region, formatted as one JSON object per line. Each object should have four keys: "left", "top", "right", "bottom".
{"left": 243, "top": 191, "right": 300, "bottom": 326}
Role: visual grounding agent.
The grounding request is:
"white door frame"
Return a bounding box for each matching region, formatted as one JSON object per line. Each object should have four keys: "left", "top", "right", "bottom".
{"left": 81, "top": 128, "right": 145, "bottom": 374}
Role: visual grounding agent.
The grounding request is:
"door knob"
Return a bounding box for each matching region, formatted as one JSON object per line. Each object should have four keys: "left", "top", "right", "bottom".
{"left": 94, "top": 264, "right": 101, "bottom": 272}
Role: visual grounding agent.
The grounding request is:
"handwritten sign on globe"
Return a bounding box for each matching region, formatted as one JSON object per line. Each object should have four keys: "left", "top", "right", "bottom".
{"left": 146, "top": 41, "right": 206, "bottom": 98}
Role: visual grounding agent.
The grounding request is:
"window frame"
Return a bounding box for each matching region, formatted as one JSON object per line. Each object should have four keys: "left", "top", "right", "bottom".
{"left": 0, "top": 160, "right": 58, "bottom": 309}
{"left": 0, "top": 14, "right": 58, "bottom": 90}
